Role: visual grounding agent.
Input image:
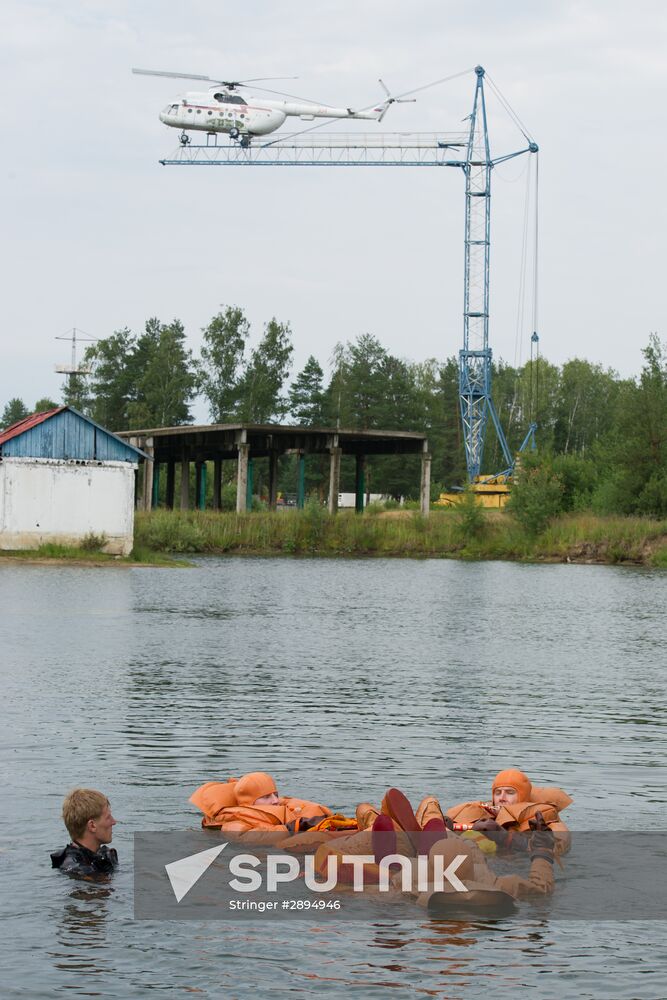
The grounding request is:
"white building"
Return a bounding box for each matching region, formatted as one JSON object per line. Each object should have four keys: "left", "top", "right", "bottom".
{"left": 0, "top": 406, "right": 146, "bottom": 556}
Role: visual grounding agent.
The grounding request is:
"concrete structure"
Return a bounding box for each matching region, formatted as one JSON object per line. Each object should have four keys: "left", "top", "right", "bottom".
{"left": 0, "top": 407, "right": 146, "bottom": 555}
{"left": 117, "top": 423, "right": 431, "bottom": 516}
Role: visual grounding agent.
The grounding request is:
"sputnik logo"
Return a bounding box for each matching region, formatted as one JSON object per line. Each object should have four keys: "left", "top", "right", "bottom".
{"left": 165, "top": 843, "right": 227, "bottom": 902}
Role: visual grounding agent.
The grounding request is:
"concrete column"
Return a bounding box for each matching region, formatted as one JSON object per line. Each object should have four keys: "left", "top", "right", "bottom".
{"left": 296, "top": 452, "right": 305, "bottom": 509}
{"left": 268, "top": 451, "right": 279, "bottom": 511}
{"left": 213, "top": 459, "right": 222, "bottom": 510}
{"left": 142, "top": 437, "right": 154, "bottom": 512}
{"left": 236, "top": 443, "right": 250, "bottom": 513}
{"left": 152, "top": 463, "right": 160, "bottom": 509}
{"left": 327, "top": 446, "right": 342, "bottom": 515}
{"left": 166, "top": 461, "right": 175, "bottom": 509}
{"left": 355, "top": 454, "right": 366, "bottom": 514}
{"left": 129, "top": 438, "right": 139, "bottom": 509}
{"left": 195, "top": 461, "right": 206, "bottom": 510}
{"left": 420, "top": 449, "right": 432, "bottom": 517}
{"left": 180, "top": 451, "right": 190, "bottom": 510}
{"left": 247, "top": 459, "right": 254, "bottom": 510}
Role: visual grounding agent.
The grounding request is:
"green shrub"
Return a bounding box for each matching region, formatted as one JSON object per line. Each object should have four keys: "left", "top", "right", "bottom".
{"left": 79, "top": 532, "right": 108, "bottom": 552}
{"left": 508, "top": 464, "right": 564, "bottom": 536}
{"left": 636, "top": 472, "right": 667, "bottom": 517}
{"left": 551, "top": 454, "right": 598, "bottom": 511}
{"left": 455, "top": 488, "right": 487, "bottom": 542}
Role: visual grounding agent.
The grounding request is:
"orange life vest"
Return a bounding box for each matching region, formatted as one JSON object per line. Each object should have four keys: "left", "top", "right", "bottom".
{"left": 447, "top": 786, "right": 572, "bottom": 835}
{"left": 189, "top": 781, "right": 333, "bottom": 833}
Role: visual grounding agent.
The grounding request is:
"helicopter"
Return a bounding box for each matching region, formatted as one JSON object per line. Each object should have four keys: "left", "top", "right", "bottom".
{"left": 132, "top": 69, "right": 415, "bottom": 146}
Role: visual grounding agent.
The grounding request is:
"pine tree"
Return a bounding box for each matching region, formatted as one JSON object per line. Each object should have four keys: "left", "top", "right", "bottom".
{"left": 1, "top": 398, "right": 29, "bottom": 429}
{"left": 289, "top": 356, "right": 325, "bottom": 425}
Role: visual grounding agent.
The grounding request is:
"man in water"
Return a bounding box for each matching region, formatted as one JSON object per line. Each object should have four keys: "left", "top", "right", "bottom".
{"left": 51, "top": 788, "right": 118, "bottom": 876}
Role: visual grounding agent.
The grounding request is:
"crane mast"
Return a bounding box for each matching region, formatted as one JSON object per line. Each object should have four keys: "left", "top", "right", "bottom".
{"left": 459, "top": 66, "right": 536, "bottom": 483}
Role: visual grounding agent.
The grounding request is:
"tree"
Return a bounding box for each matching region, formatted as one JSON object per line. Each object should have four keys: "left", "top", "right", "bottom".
{"left": 237, "top": 318, "right": 293, "bottom": 423}
{"left": 344, "top": 334, "right": 388, "bottom": 430}
{"left": 129, "top": 318, "right": 196, "bottom": 427}
{"left": 553, "top": 359, "right": 620, "bottom": 456}
{"left": 33, "top": 397, "right": 58, "bottom": 413}
{"left": 197, "top": 306, "right": 249, "bottom": 422}
{"left": 61, "top": 373, "right": 91, "bottom": 412}
{"left": 610, "top": 334, "right": 667, "bottom": 514}
{"left": 85, "top": 329, "right": 137, "bottom": 431}
{"left": 1, "top": 398, "right": 28, "bottom": 429}
{"left": 289, "top": 356, "right": 325, "bottom": 425}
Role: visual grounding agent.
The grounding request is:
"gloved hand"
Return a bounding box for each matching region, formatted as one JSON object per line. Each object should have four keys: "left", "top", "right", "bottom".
{"left": 472, "top": 818, "right": 502, "bottom": 832}
{"left": 528, "top": 811, "right": 555, "bottom": 862}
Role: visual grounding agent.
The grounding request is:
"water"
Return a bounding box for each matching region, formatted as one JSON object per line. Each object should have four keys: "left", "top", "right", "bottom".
{"left": 1, "top": 557, "right": 666, "bottom": 998}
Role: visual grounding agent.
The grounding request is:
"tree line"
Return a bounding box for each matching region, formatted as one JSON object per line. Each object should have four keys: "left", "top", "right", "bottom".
{"left": 2, "top": 307, "right": 666, "bottom": 515}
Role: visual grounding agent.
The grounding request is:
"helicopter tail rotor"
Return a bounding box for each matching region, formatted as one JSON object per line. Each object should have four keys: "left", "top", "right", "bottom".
{"left": 376, "top": 78, "right": 417, "bottom": 122}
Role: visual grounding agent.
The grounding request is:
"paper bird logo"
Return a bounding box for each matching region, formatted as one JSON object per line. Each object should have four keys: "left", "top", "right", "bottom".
{"left": 165, "top": 843, "right": 227, "bottom": 903}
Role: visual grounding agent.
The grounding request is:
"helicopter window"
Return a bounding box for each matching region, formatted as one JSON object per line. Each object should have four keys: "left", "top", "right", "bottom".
{"left": 212, "top": 92, "right": 247, "bottom": 106}
{"left": 196, "top": 109, "right": 201, "bottom": 114}
{"left": 187, "top": 108, "right": 193, "bottom": 113}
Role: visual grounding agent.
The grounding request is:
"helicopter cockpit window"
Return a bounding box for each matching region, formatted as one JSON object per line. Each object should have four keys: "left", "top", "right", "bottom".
{"left": 213, "top": 92, "right": 247, "bottom": 106}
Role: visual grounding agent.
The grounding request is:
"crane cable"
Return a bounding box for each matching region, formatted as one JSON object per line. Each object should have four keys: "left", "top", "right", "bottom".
{"left": 531, "top": 152, "right": 540, "bottom": 427}
{"left": 485, "top": 74, "right": 535, "bottom": 145}
{"left": 261, "top": 67, "right": 476, "bottom": 148}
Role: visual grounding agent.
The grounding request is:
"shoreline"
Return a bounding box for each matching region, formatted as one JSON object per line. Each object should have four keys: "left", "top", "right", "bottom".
{"left": 134, "top": 509, "right": 667, "bottom": 569}
{"left": 3, "top": 510, "right": 665, "bottom": 569}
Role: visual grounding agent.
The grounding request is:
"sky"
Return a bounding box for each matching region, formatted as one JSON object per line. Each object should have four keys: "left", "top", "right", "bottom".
{"left": 2, "top": 0, "right": 666, "bottom": 419}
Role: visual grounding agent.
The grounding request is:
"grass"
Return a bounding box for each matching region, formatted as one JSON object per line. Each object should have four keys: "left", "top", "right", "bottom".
{"left": 0, "top": 540, "right": 186, "bottom": 567}
{"left": 133, "top": 508, "right": 667, "bottom": 566}
{"left": 6, "top": 510, "right": 664, "bottom": 568}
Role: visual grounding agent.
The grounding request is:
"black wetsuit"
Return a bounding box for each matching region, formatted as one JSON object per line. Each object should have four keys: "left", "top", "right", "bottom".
{"left": 50, "top": 842, "right": 118, "bottom": 876}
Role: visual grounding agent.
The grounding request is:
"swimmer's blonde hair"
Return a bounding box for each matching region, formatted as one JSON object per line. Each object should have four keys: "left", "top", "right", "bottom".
{"left": 62, "top": 788, "right": 109, "bottom": 840}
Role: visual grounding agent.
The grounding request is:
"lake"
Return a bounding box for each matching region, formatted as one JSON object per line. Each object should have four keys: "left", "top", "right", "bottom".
{"left": 1, "top": 557, "right": 665, "bottom": 998}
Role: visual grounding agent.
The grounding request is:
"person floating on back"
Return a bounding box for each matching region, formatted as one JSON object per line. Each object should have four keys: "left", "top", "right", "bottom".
{"left": 189, "top": 772, "right": 354, "bottom": 844}
{"left": 51, "top": 788, "right": 119, "bottom": 877}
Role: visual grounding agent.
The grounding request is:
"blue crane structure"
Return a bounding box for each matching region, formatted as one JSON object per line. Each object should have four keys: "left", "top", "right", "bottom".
{"left": 158, "top": 67, "right": 539, "bottom": 484}
{"left": 460, "top": 67, "right": 538, "bottom": 481}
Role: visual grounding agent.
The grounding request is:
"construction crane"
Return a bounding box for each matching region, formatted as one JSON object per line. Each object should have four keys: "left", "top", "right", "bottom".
{"left": 459, "top": 67, "right": 538, "bottom": 489}
{"left": 156, "top": 66, "right": 539, "bottom": 489}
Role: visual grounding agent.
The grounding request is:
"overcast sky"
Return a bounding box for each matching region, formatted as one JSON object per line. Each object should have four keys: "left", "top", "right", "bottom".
{"left": 2, "top": 0, "right": 666, "bottom": 418}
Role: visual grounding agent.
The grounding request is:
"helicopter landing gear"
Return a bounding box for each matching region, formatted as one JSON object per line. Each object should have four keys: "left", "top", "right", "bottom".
{"left": 229, "top": 127, "right": 240, "bottom": 140}
{"left": 179, "top": 132, "right": 191, "bottom": 146}
{"left": 240, "top": 136, "right": 251, "bottom": 149}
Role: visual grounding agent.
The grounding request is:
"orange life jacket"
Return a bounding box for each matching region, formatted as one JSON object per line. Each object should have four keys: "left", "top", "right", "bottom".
{"left": 189, "top": 781, "right": 333, "bottom": 833}
{"left": 447, "top": 786, "right": 572, "bottom": 835}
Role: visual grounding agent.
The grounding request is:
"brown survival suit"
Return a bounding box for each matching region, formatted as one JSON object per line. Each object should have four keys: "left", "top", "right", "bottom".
{"left": 189, "top": 772, "right": 334, "bottom": 841}
{"left": 410, "top": 834, "right": 555, "bottom": 910}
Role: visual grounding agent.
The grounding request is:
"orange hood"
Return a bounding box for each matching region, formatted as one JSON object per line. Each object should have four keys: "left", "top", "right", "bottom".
{"left": 235, "top": 772, "right": 278, "bottom": 806}
{"left": 492, "top": 768, "right": 532, "bottom": 802}
{"left": 189, "top": 779, "right": 238, "bottom": 819}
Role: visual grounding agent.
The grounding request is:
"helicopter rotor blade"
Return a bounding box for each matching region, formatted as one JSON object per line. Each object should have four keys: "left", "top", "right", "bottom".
{"left": 132, "top": 69, "right": 300, "bottom": 89}
{"left": 233, "top": 76, "right": 299, "bottom": 84}
{"left": 378, "top": 78, "right": 392, "bottom": 99}
{"left": 132, "top": 68, "right": 219, "bottom": 82}
{"left": 375, "top": 79, "right": 418, "bottom": 121}
{"left": 243, "top": 84, "right": 329, "bottom": 104}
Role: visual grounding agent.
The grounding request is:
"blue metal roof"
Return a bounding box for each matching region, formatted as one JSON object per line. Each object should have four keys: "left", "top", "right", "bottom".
{"left": 0, "top": 407, "right": 146, "bottom": 463}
